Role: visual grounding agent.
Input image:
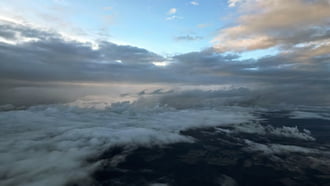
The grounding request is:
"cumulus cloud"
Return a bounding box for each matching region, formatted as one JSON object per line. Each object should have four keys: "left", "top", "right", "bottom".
{"left": 0, "top": 99, "right": 255, "bottom": 186}
{"left": 215, "top": 0, "right": 330, "bottom": 53}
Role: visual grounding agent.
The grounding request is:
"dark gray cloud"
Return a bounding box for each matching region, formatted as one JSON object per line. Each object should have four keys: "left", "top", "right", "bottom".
{"left": 0, "top": 20, "right": 329, "bottom": 106}
{"left": 170, "top": 50, "right": 330, "bottom": 105}
{"left": 0, "top": 21, "right": 168, "bottom": 84}
{"left": 0, "top": 20, "right": 59, "bottom": 40}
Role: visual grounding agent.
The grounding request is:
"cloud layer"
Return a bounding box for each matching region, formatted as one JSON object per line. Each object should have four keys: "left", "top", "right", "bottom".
{"left": 216, "top": 0, "right": 330, "bottom": 53}
{"left": 0, "top": 18, "right": 329, "bottom": 106}
{"left": 1, "top": 93, "right": 328, "bottom": 185}
{"left": 0, "top": 99, "right": 255, "bottom": 186}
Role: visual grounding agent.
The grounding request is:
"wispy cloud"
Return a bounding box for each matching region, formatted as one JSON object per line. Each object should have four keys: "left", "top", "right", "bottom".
{"left": 215, "top": 0, "right": 330, "bottom": 53}
{"left": 174, "top": 34, "right": 203, "bottom": 41}
{"left": 103, "top": 6, "right": 112, "bottom": 10}
{"left": 166, "top": 8, "right": 181, "bottom": 20}
{"left": 166, "top": 15, "right": 183, "bottom": 21}
{"left": 167, "top": 8, "right": 177, "bottom": 15}
{"left": 197, "top": 23, "right": 210, "bottom": 28}
{"left": 228, "top": 0, "right": 240, "bottom": 7}
{"left": 190, "top": 1, "right": 199, "bottom": 6}
{"left": 53, "top": 0, "right": 69, "bottom": 6}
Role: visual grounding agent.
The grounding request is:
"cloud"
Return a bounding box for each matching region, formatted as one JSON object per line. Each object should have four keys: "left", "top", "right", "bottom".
{"left": 225, "top": 122, "right": 315, "bottom": 141}
{"left": 53, "top": 0, "right": 68, "bottom": 5}
{"left": 0, "top": 20, "right": 165, "bottom": 80}
{"left": 166, "top": 8, "right": 183, "bottom": 21}
{"left": 190, "top": 1, "right": 199, "bottom": 6}
{"left": 215, "top": 0, "right": 330, "bottom": 53}
{"left": 174, "top": 34, "right": 203, "bottom": 41}
{"left": 0, "top": 19, "right": 329, "bottom": 107}
{"left": 167, "top": 8, "right": 177, "bottom": 15}
{"left": 0, "top": 38, "right": 165, "bottom": 81}
{"left": 102, "top": 15, "right": 114, "bottom": 25}
{"left": 0, "top": 89, "right": 327, "bottom": 185}
{"left": 103, "top": 6, "right": 112, "bottom": 10}
{"left": 213, "top": 33, "right": 276, "bottom": 51}
{"left": 290, "top": 111, "right": 330, "bottom": 120}
{"left": 165, "top": 15, "right": 183, "bottom": 21}
{"left": 0, "top": 100, "right": 255, "bottom": 186}
{"left": 0, "top": 3, "right": 329, "bottom": 185}
{"left": 0, "top": 20, "right": 57, "bottom": 43}
{"left": 243, "top": 140, "right": 321, "bottom": 155}
{"left": 228, "top": 0, "right": 241, "bottom": 7}
{"left": 166, "top": 8, "right": 182, "bottom": 20}
{"left": 171, "top": 51, "right": 330, "bottom": 106}
{"left": 197, "top": 23, "right": 210, "bottom": 28}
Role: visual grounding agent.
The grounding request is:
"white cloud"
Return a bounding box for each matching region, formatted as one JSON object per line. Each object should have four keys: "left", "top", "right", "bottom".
{"left": 190, "top": 1, "right": 199, "bottom": 6}
{"left": 290, "top": 111, "right": 330, "bottom": 120}
{"left": 153, "top": 61, "right": 169, "bottom": 67}
{"left": 0, "top": 99, "right": 255, "bottom": 186}
{"left": 244, "top": 140, "right": 322, "bottom": 155}
{"left": 225, "top": 122, "right": 315, "bottom": 141}
{"left": 228, "top": 0, "right": 241, "bottom": 7}
{"left": 166, "top": 15, "right": 183, "bottom": 21}
{"left": 167, "top": 8, "right": 177, "bottom": 15}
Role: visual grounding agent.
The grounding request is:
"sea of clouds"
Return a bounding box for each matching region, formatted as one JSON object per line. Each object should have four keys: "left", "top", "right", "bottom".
{"left": 0, "top": 95, "right": 255, "bottom": 186}
{"left": 0, "top": 91, "right": 328, "bottom": 186}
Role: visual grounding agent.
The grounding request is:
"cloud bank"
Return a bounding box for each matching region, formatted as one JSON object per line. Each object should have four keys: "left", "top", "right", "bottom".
{"left": 1, "top": 93, "right": 325, "bottom": 185}
{"left": 217, "top": 0, "right": 330, "bottom": 53}
{"left": 0, "top": 18, "right": 329, "bottom": 106}
{"left": 0, "top": 100, "right": 255, "bottom": 186}
{"left": 226, "top": 122, "right": 315, "bottom": 141}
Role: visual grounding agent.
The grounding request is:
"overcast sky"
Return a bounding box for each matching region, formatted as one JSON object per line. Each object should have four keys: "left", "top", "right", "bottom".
{"left": 0, "top": 0, "right": 329, "bottom": 106}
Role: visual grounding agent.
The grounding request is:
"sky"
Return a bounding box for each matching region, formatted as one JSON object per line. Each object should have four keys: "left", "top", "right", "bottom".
{"left": 0, "top": 1, "right": 330, "bottom": 185}
{"left": 0, "top": 0, "right": 232, "bottom": 55}
{"left": 0, "top": 0, "right": 329, "bottom": 106}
